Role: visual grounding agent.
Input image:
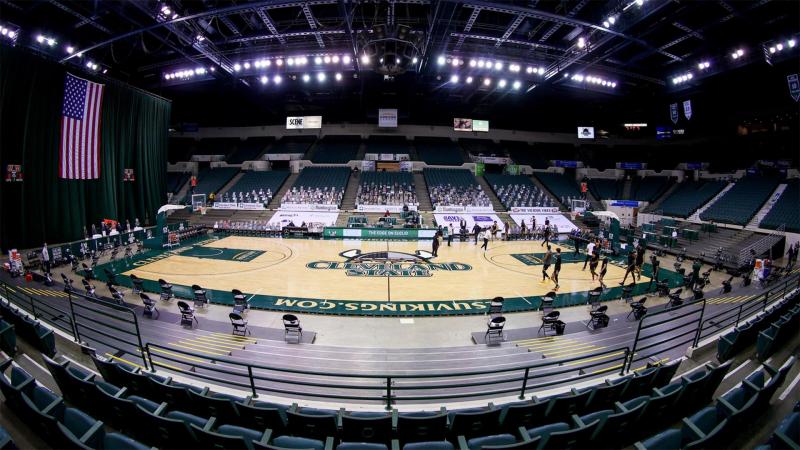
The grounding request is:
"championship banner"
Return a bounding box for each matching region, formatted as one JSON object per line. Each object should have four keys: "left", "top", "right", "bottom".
{"left": 788, "top": 74, "right": 800, "bottom": 102}
{"left": 378, "top": 108, "right": 398, "bottom": 128}
{"left": 682, "top": 100, "right": 692, "bottom": 120}
{"left": 5, "top": 164, "right": 22, "bottom": 182}
{"left": 123, "top": 168, "right": 135, "bottom": 181}
{"left": 670, "top": 103, "right": 679, "bottom": 124}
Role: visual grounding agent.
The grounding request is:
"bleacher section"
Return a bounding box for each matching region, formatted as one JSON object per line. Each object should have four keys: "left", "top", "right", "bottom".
{"left": 658, "top": 180, "right": 727, "bottom": 218}
{"left": 196, "top": 137, "right": 238, "bottom": 155}
{"left": 760, "top": 179, "right": 799, "bottom": 233}
{"left": 415, "top": 137, "right": 465, "bottom": 166}
{"left": 267, "top": 136, "right": 316, "bottom": 155}
{"left": 226, "top": 137, "right": 273, "bottom": 164}
{"left": 167, "top": 172, "right": 189, "bottom": 195}
{"left": 631, "top": 177, "right": 670, "bottom": 202}
{"left": 424, "top": 168, "right": 490, "bottom": 208}
{"left": 700, "top": 176, "right": 781, "bottom": 226}
{"left": 311, "top": 136, "right": 360, "bottom": 164}
{"left": 193, "top": 167, "right": 239, "bottom": 197}
{"left": 588, "top": 178, "right": 622, "bottom": 200}
{"left": 357, "top": 171, "right": 418, "bottom": 207}
{"left": 534, "top": 172, "right": 583, "bottom": 205}
{"left": 217, "top": 171, "right": 289, "bottom": 205}
{"left": 484, "top": 174, "right": 555, "bottom": 209}
{"left": 281, "top": 167, "right": 350, "bottom": 207}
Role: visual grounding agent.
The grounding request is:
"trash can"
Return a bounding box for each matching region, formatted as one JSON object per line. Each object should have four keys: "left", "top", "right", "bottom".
{"left": 555, "top": 320, "right": 566, "bottom": 335}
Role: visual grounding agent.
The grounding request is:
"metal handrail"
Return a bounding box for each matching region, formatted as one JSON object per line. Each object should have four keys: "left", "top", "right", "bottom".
{"left": 1, "top": 282, "right": 76, "bottom": 338}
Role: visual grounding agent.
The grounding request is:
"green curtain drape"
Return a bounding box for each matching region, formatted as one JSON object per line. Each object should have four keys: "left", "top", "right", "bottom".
{"left": 0, "top": 46, "right": 170, "bottom": 251}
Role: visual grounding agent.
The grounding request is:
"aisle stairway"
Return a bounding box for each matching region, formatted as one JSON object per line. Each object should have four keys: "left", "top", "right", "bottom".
{"left": 646, "top": 182, "right": 681, "bottom": 212}
{"left": 476, "top": 176, "right": 507, "bottom": 212}
{"left": 748, "top": 183, "right": 787, "bottom": 228}
{"left": 622, "top": 178, "right": 632, "bottom": 200}
{"left": 340, "top": 171, "right": 360, "bottom": 211}
{"left": 413, "top": 172, "right": 433, "bottom": 211}
{"left": 267, "top": 173, "right": 298, "bottom": 209}
{"left": 688, "top": 182, "right": 734, "bottom": 221}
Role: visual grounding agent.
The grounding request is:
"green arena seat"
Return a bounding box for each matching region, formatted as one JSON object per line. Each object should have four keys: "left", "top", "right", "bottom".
{"left": 634, "top": 428, "right": 682, "bottom": 450}
{"left": 447, "top": 406, "right": 502, "bottom": 440}
{"left": 771, "top": 411, "right": 799, "bottom": 449}
{"left": 680, "top": 406, "right": 729, "bottom": 449}
{"left": 55, "top": 407, "right": 105, "bottom": 449}
{"left": 716, "top": 386, "right": 759, "bottom": 426}
{"left": 415, "top": 138, "right": 465, "bottom": 166}
{"left": 0, "top": 360, "right": 36, "bottom": 411}
{"left": 311, "top": 136, "right": 361, "bottom": 163}
{"left": 287, "top": 407, "right": 340, "bottom": 441}
{"left": 533, "top": 173, "right": 582, "bottom": 205}
{"left": 340, "top": 411, "right": 393, "bottom": 444}
{"left": 397, "top": 410, "right": 449, "bottom": 444}
{"left": 760, "top": 179, "right": 800, "bottom": 232}
{"left": 0, "top": 319, "right": 16, "bottom": 356}
{"left": 699, "top": 176, "right": 780, "bottom": 225}
{"left": 658, "top": 180, "right": 727, "bottom": 218}
{"left": 0, "top": 425, "right": 14, "bottom": 450}
{"left": 498, "top": 399, "right": 550, "bottom": 433}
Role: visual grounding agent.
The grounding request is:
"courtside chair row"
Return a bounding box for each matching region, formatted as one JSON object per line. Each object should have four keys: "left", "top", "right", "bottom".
{"left": 717, "top": 291, "right": 800, "bottom": 361}
{"left": 0, "top": 300, "right": 55, "bottom": 357}
{"left": 635, "top": 357, "right": 796, "bottom": 450}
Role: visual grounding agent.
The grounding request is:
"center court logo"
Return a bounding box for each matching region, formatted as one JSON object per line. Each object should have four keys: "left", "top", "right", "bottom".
{"left": 306, "top": 249, "right": 472, "bottom": 277}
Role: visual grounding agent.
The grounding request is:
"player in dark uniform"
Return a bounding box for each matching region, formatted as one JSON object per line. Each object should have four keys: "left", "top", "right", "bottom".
{"left": 598, "top": 256, "right": 609, "bottom": 289}
{"left": 589, "top": 251, "right": 600, "bottom": 281}
{"left": 620, "top": 249, "right": 637, "bottom": 285}
{"left": 635, "top": 243, "right": 646, "bottom": 281}
{"left": 541, "top": 225, "right": 551, "bottom": 247}
{"left": 552, "top": 248, "right": 562, "bottom": 290}
{"left": 541, "top": 245, "right": 553, "bottom": 282}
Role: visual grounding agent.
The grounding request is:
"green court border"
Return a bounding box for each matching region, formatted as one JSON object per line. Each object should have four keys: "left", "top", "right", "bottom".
{"left": 90, "top": 237, "right": 685, "bottom": 317}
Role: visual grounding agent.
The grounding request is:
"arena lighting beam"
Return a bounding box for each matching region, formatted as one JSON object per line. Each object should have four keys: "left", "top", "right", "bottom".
{"left": 60, "top": 0, "right": 339, "bottom": 63}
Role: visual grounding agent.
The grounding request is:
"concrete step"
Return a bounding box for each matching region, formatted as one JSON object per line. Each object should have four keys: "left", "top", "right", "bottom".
{"left": 413, "top": 172, "right": 433, "bottom": 211}
{"left": 268, "top": 173, "right": 298, "bottom": 209}
{"left": 748, "top": 183, "right": 787, "bottom": 228}
{"left": 340, "top": 171, "right": 360, "bottom": 210}
{"left": 476, "top": 175, "right": 506, "bottom": 212}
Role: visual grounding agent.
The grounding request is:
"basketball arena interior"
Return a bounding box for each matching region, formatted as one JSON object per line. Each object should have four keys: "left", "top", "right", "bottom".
{"left": 1, "top": 1, "right": 800, "bottom": 449}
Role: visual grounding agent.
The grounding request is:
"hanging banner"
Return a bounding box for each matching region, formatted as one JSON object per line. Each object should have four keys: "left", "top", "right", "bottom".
{"left": 788, "top": 74, "right": 800, "bottom": 102}
{"left": 682, "top": 100, "right": 692, "bottom": 120}
{"left": 670, "top": 103, "right": 679, "bottom": 124}
{"left": 286, "top": 116, "right": 322, "bottom": 129}
{"left": 378, "top": 109, "right": 398, "bottom": 128}
{"left": 123, "top": 168, "right": 135, "bottom": 182}
{"left": 5, "top": 164, "right": 22, "bottom": 182}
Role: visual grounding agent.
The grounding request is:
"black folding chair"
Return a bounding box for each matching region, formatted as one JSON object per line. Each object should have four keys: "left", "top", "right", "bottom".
{"left": 282, "top": 314, "right": 302, "bottom": 343}
{"left": 627, "top": 297, "right": 648, "bottom": 321}
{"left": 140, "top": 293, "right": 159, "bottom": 319}
{"left": 159, "top": 279, "right": 174, "bottom": 301}
{"left": 130, "top": 274, "right": 144, "bottom": 295}
{"left": 81, "top": 263, "right": 94, "bottom": 280}
{"left": 489, "top": 296, "right": 504, "bottom": 316}
{"left": 540, "top": 291, "right": 556, "bottom": 315}
{"left": 192, "top": 285, "right": 208, "bottom": 309}
{"left": 586, "top": 305, "right": 609, "bottom": 330}
{"left": 60, "top": 274, "right": 74, "bottom": 293}
{"left": 485, "top": 316, "right": 505, "bottom": 345}
{"left": 103, "top": 269, "right": 117, "bottom": 288}
{"left": 229, "top": 313, "right": 250, "bottom": 336}
{"left": 539, "top": 311, "right": 561, "bottom": 336}
{"left": 109, "top": 287, "right": 125, "bottom": 306}
{"left": 232, "top": 289, "right": 249, "bottom": 315}
{"left": 178, "top": 301, "right": 198, "bottom": 327}
{"left": 720, "top": 276, "right": 734, "bottom": 294}
{"left": 667, "top": 288, "right": 684, "bottom": 308}
{"left": 82, "top": 279, "right": 96, "bottom": 297}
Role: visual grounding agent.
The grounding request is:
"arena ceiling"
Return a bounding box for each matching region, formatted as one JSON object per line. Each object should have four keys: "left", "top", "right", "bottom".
{"left": 1, "top": 0, "right": 798, "bottom": 126}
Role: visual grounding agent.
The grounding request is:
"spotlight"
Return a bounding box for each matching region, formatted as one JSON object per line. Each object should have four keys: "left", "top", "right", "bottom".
{"left": 276, "top": 59, "right": 283, "bottom": 66}
{"left": 254, "top": 60, "right": 261, "bottom": 68}
{"left": 66, "top": 46, "right": 74, "bottom": 54}
{"left": 494, "top": 61, "right": 503, "bottom": 71}
{"left": 264, "top": 60, "right": 271, "bottom": 67}
{"left": 477, "top": 60, "right": 486, "bottom": 68}
{"left": 466, "top": 76, "right": 473, "bottom": 84}
{"left": 437, "top": 56, "right": 445, "bottom": 65}
{"left": 451, "top": 58, "right": 459, "bottom": 67}
{"left": 86, "top": 61, "right": 92, "bottom": 68}
{"left": 483, "top": 78, "right": 491, "bottom": 86}
{"left": 450, "top": 74, "right": 459, "bottom": 83}
{"left": 210, "top": 66, "right": 215, "bottom": 72}
{"left": 609, "top": 16, "right": 616, "bottom": 25}
{"left": 243, "top": 62, "right": 250, "bottom": 69}
{"left": 498, "top": 79, "right": 507, "bottom": 88}
{"left": 315, "top": 56, "right": 322, "bottom": 64}
{"left": 361, "top": 54, "right": 370, "bottom": 64}
{"left": 317, "top": 72, "right": 326, "bottom": 82}
{"left": 603, "top": 21, "right": 610, "bottom": 28}
{"left": 538, "top": 67, "right": 545, "bottom": 75}
{"left": 332, "top": 55, "right": 340, "bottom": 63}
{"left": 287, "top": 58, "right": 295, "bottom": 66}
{"left": 195, "top": 34, "right": 205, "bottom": 42}
{"left": 635, "top": 0, "right": 644, "bottom": 6}
{"left": 194, "top": 67, "right": 204, "bottom": 75}
{"left": 577, "top": 37, "right": 586, "bottom": 49}
{"left": 470, "top": 59, "right": 477, "bottom": 67}
{"left": 233, "top": 63, "right": 241, "bottom": 72}
{"left": 7, "top": 30, "right": 15, "bottom": 39}
{"left": 324, "top": 56, "right": 331, "bottom": 64}
{"left": 396, "top": 57, "right": 401, "bottom": 64}
{"left": 526, "top": 66, "right": 533, "bottom": 74}
{"left": 512, "top": 80, "right": 521, "bottom": 90}
{"left": 776, "top": 43, "right": 784, "bottom": 51}
{"left": 260, "top": 76, "right": 268, "bottom": 85}
{"left": 343, "top": 55, "right": 351, "bottom": 64}
{"left": 611, "top": 82, "right": 617, "bottom": 88}
{"left": 273, "top": 75, "right": 282, "bottom": 84}
{"left": 789, "top": 39, "right": 796, "bottom": 48}
{"left": 36, "top": 35, "right": 45, "bottom": 43}
{"left": 335, "top": 72, "right": 342, "bottom": 81}
{"left": 412, "top": 57, "right": 418, "bottom": 64}
{"left": 737, "top": 49, "right": 744, "bottom": 56}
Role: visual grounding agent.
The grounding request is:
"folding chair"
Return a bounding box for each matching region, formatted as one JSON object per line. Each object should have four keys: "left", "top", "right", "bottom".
{"left": 158, "top": 279, "right": 174, "bottom": 301}
{"left": 229, "top": 313, "right": 250, "bottom": 336}
{"left": 81, "top": 263, "right": 94, "bottom": 280}
{"left": 109, "top": 287, "right": 125, "bottom": 306}
{"left": 539, "top": 311, "right": 561, "bottom": 336}
{"left": 178, "top": 301, "right": 198, "bottom": 328}
{"left": 232, "top": 289, "right": 249, "bottom": 315}
{"left": 621, "top": 283, "right": 635, "bottom": 303}
{"left": 667, "top": 288, "right": 684, "bottom": 308}
{"left": 130, "top": 274, "right": 144, "bottom": 295}
{"left": 540, "top": 291, "right": 556, "bottom": 316}
{"left": 720, "top": 276, "right": 734, "bottom": 294}
{"left": 61, "top": 274, "right": 75, "bottom": 293}
{"left": 627, "top": 297, "right": 648, "bottom": 321}
{"left": 587, "top": 287, "right": 602, "bottom": 310}
{"left": 192, "top": 285, "right": 208, "bottom": 309}
{"left": 282, "top": 314, "right": 302, "bottom": 343}
{"left": 82, "top": 279, "right": 96, "bottom": 298}
{"left": 140, "top": 294, "right": 159, "bottom": 319}
{"left": 485, "top": 316, "right": 505, "bottom": 345}
{"left": 489, "top": 297, "right": 504, "bottom": 316}
{"left": 586, "top": 305, "right": 609, "bottom": 330}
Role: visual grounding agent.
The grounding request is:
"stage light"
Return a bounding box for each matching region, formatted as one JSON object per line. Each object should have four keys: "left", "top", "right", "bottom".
{"left": 36, "top": 35, "right": 45, "bottom": 43}
{"left": 466, "top": 76, "right": 473, "bottom": 84}
{"left": 776, "top": 43, "right": 784, "bottom": 51}
{"left": 603, "top": 21, "right": 610, "bottom": 28}
{"left": 195, "top": 34, "right": 205, "bottom": 42}
{"left": 324, "top": 56, "right": 331, "bottom": 64}
{"left": 254, "top": 60, "right": 261, "bottom": 68}
{"left": 509, "top": 64, "right": 520, "bottom": 72}
{"left": 343, "top": 55, "right": 351, "bottom": 64}
{"left": 317, "top": 72, "right": 326, "bottom": 82}
{"left": 513, "top": 80, "right": 521, "bottom": 89}
{"left": 396, "top": 57, "right": 401, "bottom": 64}
{"left": 287, "top": 58, "right": 295, "bottom": 66}
{"left": 7, "top": 30, "right": 16, "bottom": 39}
{"left": 273, "top": 75, "right": 282, "bottom": 84}
{"left": 470, "top": 59, "right": 477, "bottom": 67}
{"left": 477, "top": 60, "right": 486, "bottom": 68}
{"left": 526, "top": 66, "right": 533, "bottom": 74}
{"left": 635, "top": 0, "right": 644, "bottom": 6}
{"left": 737, "top": 49, "right": 744, "bottom": 56}
{"left": 195, "top": 67, "right": 205, "bottom": 75}
{"left": 538, "top": 67, "right": 545, "bottom": 75}
{"left": 66, "top": 45, "right": 74, "bottom": 54}
{"left": 451, "top": 58, "right": 460, "bottom": 67}
{"left": 86, "top": 61, "right": 92, "bottom": 68}
{"left": 437, "top": 55, "right": 445, "bottom": 65}
{"left": 243, "top": 62, "right": 250, "bottom": 69}
{"left": 494, "top": 61, "right": 503, "bottom": 70}
{"left": 611, "top": 82, "right": 617, "bottom": 88}
{"left": 412, "top": 56, "right": 418, "bottom": 64}
{"left": 332, "top": 55, "right": 340, "bottom": 63}
{"left": 47, "top": 37, "right": 55, "bottom": 46}
{"left": 233, "top": 63, "right": 241, "bottom": 72}
{"left": 260, "top": 76, "right": 268, "bottom": 85}
{"left": 609, "top": 16, "right": 616, "bottom": 25}
{"left": 335, "top": 72, "right": 342, "bottom": 81}
{"left": 302, "top": 73, "right": 310, "bottom": 82}
{"left": 498, "top": 79, "right": 507, "bottom": 88}
{"left": 263, "top": 59, "right": 271, "bottom": 67}
{"left": 210, "top": 66, "right": 215, "bottom": 72}
{"left": 483, "top": 78, "right": 491, "bottom": 86}
{"left": 361, "top": 54, "right": 370, "bottom": 64}
{"left": 697, "top": 61, "right": 710, "bottom": 69}
{"left": 450, "top": 74, "right": 459, "bottom": 83}
{"left": 789, "top": 39, "right": 796, "bottom": 48}
{"left": 577, "top": 37, "right": 586, "bottom": 49}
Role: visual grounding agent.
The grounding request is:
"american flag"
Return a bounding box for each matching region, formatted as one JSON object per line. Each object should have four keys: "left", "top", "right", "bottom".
{"left": 60, "top": 73, "right": 104, "bottom": 179}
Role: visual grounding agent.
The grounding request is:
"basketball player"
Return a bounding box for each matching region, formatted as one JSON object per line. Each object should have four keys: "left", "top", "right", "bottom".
{"left": 598, "top": 255, "right": 609, "bottom": 289}
{"left": 480, "top": 229, "right": 489, "bottom": 251}
{"left": 635, "top": 243, "right": 646, "bottom": 281}
{"left": 583, "top": 239, "right": 596, "bottom": 270}
{"left": 541, "top": 245, "right": 553, "bottom": 282}
{"left": 541, "top": 225, "right": 551, "bottom": 247}
{"left": 648, "top": 255, "right": 660, "bottom": 291}
{"left": 589, "top": 251, "right": 600, "bottom": 281}
{"left": 620, "top": 249, "right": 637, "bottom": 285}
{"left": 552, "top": 248, "right": 562, "bottom": 290}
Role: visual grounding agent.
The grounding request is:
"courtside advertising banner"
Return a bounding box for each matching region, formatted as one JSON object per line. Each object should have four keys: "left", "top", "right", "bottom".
{"left": 378, "top": 109, "right": 398, "bottom": 127}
